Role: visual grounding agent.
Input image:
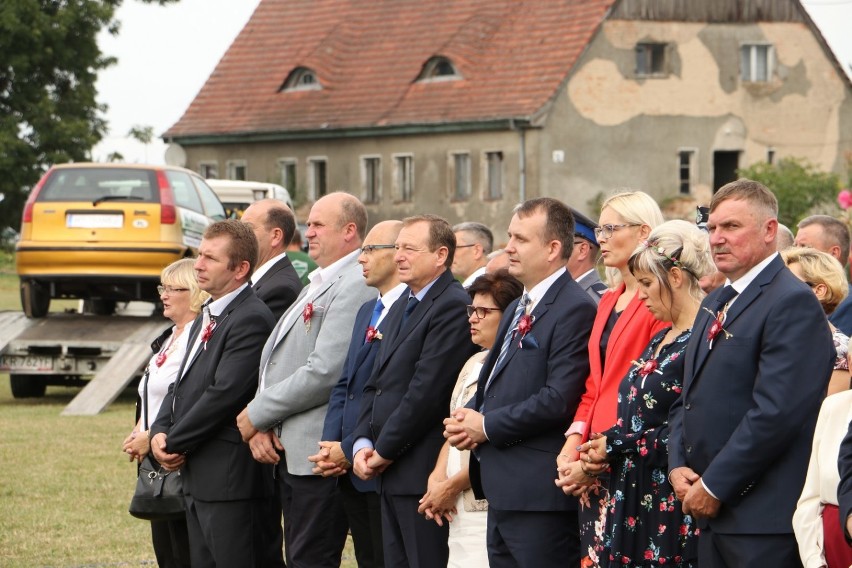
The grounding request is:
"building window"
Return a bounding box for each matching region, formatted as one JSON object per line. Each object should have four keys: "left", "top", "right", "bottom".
{"left": 308, "top": 158, "right": 327, "bottom": 200}
{"left": 741, "top": 44, "right": 773, "bottom": 82}
{"left": 393, "top": 154, "right": 414, "bottom": 202}
{"left": 766, "top": 147, "right": 776, "bottom": 165}
{"left": 485, "top": 151, "right": 503, "bottom": 200}
{"left": 199, "top": 161, "right": 218, "bottom": 179}
{"left": 416, "top": 56, "right": 461, "bottom": 82}
{"left": 636, "top": 43, "right": 667, "bottom": 76}
{"left": 450, "top": 152, "right": 471, "bottom": 201}
{"left": 678, "top": 149, "right": 696, "bottom": 195}
{"left": 361, "top": 156, "right": 382, "bottom": 204}
{"left": 278, "top": 159, "right": 297, "bottom": 194}
{"left": 226, "top": 160, "right": 246, "bottom": 181}
{"left": 280, "top": 67, "right": 321, "bottom": 92}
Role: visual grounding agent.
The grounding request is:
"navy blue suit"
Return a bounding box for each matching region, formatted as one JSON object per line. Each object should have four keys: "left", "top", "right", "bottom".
{"left": 469, "top": 270, "right": 595, "bottom": 567}
{"left": 828, "top": 286, "right": 852, "bottom": 335}
{"left": 669, "top": 255, "right": 834, "bottom": 566}
{"left": 354, "top": 269, "right": 477, "bottom": 567}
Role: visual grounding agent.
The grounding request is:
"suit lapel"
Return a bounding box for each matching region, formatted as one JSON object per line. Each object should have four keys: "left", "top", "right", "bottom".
{"left": 351, "top": 299, "right": 378, "bottom": 370}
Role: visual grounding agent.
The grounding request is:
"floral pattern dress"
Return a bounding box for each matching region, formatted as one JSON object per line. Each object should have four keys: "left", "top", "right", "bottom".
{"left": 601, "top": 328, "right": 698, "bottom": 567}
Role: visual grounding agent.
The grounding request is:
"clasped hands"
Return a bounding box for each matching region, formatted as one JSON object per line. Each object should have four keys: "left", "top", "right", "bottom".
{"left": 668, "top": 466, "right": 720, "bottom": 519}
{"left": 352, "top": 448, "right": 392, "bottom": 481}
{"left": 555, "top": 433, "right": 608, "bottom": 500}
{"left": 150, "top": 432, "right": 186, "bottom": 471}
{"left": 442, "top": 408, "right": 487, "bottom": 450}
{"left": 237, "top": 408, "right": 283, "bottom": 464}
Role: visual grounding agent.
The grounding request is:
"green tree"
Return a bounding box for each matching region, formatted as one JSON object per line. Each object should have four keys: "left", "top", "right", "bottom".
{"left": 0, "top": 1, "right": 175, "bottom": 233}
{"left": 738, "top": 157, "right": 840, "bottom": 228}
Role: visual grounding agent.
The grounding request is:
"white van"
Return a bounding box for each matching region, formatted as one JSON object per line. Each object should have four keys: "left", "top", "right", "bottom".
{"left": 205, "top": 179, "right": 294, "bottom": 218}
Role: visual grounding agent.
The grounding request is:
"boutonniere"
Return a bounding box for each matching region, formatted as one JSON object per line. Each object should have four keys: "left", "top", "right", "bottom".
{"left": 703, "top": 306, "right": 733, "bottom": 349}
{"left": 201, "top": 320, "right": 217, "bottom": 350}
{"left": 365, "top": 326, "right": 383, "bottom": 343}
{"left": 631, "top": 357, "right": 662, "bottom": 388}
{"left": 303, "top": 302, "right": 315, "bottom": 332}
{"left": 515, "top": 313, "right": 535, "bottom": 348}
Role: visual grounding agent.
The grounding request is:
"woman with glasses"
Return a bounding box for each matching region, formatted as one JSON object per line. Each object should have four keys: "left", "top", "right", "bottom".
{"left": 556, "top": 191, "right": 666, "bottom": 566}
{"left": 419, "top": 268, "right": 523, "bottom": 567}
{"left": 122, "top": 258, "right": 209, "bottom": 568}
{"left": 579, "top": 220, "right": 713, "bottom": 567}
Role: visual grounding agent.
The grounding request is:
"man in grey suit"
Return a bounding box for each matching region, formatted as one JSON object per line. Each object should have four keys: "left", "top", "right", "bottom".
{"left": 567, "top": 207, "right": 606, "bottom": 304}
{"left": 237, "top": 192, "right": 376, "bottom": 567}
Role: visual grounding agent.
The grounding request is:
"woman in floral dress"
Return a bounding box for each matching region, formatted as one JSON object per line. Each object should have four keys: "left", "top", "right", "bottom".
{"left": 579, "top": 220, "right": 714, "bottom": 567}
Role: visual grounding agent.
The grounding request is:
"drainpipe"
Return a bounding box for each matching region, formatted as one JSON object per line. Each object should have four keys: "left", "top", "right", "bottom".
{"left": 510, "top": 119, "right": 527, "bottom": 203}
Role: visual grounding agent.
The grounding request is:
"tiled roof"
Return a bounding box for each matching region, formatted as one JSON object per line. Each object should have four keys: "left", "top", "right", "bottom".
{"left": 165, "top": 0, "right": 615, "bottom": 139}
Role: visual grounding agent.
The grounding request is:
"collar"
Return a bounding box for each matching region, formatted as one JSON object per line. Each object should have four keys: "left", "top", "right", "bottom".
{"left": 251, "top": 251, "right": 289, "bottom": 284}
{"left": 410, "top": 271, "right": 444, "bottom": 301}
{"left": 462, "top": 265, "right": 487, "bottom": 288}
{"left": 307, "top": 249, "right": 360, "bottom": 291}
{"left": 525, "top": 267, "right": 566, "bottom": 313}
{"left": 207, "top": 283, "right": 249, "bottom": 317}
{"left": 725, "top": 252, "right": 778, "bottom": 297}
{"left": 379, "top": 283, "right": 407, "bottom": 309}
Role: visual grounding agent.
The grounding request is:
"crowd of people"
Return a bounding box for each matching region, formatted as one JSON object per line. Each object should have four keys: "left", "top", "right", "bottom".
{"left": 122, "top": 179, "right": 852, "bottom": 568}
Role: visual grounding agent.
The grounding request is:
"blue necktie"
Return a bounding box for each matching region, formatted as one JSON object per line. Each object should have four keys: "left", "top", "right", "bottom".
{"left": 401, "top": 296, "right": 419, "bottom": 326}
{"left": 483, "top": 293, "right": 530, "bottom": 394}
{"left": 365, "top": 298, "right": 384, "bottom": 344}
{"left": 713, "top": 285, "right": 738, "bottom": 311}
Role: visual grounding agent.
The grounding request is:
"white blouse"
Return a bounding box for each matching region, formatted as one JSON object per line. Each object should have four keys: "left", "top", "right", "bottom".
{"left": 793, "top": 389, "right": 852, "bottom": 568}
{"left": 136, "top": 323, "right": 193, "bottom": 428}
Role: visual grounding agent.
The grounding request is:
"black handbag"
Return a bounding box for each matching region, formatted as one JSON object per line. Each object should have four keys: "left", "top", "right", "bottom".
{"left": 128, "top": 366, "right": 185, "bottom": 521}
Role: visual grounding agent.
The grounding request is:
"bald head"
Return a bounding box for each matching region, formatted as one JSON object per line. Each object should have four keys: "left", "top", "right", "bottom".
{"left": 359, "top": 220, "right": 404, "bottom": 294}
{"left": 241, "top": 198, "right": 295, "bottom": 266}
{"left": 305, "top": 192, "right": 368, "bottom": 267}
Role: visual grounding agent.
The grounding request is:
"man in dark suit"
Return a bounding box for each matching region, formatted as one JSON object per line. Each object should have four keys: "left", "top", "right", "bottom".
{"left": 668, "top": 179, "right": 834, "bottom": 568}
{"left": 150, "top": 220, "right": 276, "bottom": 567}
{"left": 242, "top": 198, "right": 303, "bottom": 320}
{"left": 445, "top": 198, "right": 596, "bottom": 567}
{"left": 309, "top": 219, "right": 406, "bottom": 568}
{"left": 840, "top": 419, "right": 852, "bottom": 541}
{"left": 352, "top": 214, "right": 477, "bottom": 567}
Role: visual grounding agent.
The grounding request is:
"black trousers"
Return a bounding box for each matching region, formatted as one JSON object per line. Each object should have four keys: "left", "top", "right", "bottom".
{"left": 277, "top": 456, "right": 349, "bottom": 568}
{"left": 339, "top": 474, "right": 384, "bottom": 568}
{"left": 183, "top": 492, "right": 268, "bottom": 567}
{"left": 380, "top": 492, "right": 449, "bottom": 568}
{"left": 486, "top": 508, "right": 580, "bottom": 568}
{"left": 150, "top": 517, "right": 191, "bottom": 568}
{"left": 698, "top": 526, "right": 803, "bottom": 568}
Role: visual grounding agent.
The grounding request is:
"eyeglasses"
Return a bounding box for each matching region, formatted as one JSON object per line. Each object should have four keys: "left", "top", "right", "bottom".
{"left": 456, "top": 244, "right": 476, "bottom": 249}
{"left": 157, "top": 285, "right": 189, "bottom": 295}
{"left": 360, "top": 244, "right": 397, "bottom": 254}
{"left": 466, "top": 305, "right": 502, "bottom": 319}
{"left": 593, "top": 223, "right": 641, "bottom": 240}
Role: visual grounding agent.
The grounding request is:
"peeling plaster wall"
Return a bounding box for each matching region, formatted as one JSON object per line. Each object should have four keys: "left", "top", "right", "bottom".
{"left": 540, "top": 19, "right": 852, "bottom": 214}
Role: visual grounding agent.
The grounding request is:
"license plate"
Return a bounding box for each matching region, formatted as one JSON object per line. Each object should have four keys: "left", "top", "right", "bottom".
{"left": 66, "top": 214, "right": 123, "bottom": 229}
{"left": 0, "top": 355, "right": 54, "bottom": 372}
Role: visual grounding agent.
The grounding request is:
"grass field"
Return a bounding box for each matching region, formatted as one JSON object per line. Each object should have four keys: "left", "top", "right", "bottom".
{"left": 0, "top": 250, "right": 357, "bottom": 567}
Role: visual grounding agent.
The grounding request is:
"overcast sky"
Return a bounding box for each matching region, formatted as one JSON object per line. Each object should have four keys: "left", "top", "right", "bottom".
{"left": 91, "top": 0, "right": 852, "bottom": 166}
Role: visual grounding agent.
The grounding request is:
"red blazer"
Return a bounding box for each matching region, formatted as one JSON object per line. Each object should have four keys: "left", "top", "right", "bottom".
{"left": 572, "top": 283, "right": 668, "bottom": 440}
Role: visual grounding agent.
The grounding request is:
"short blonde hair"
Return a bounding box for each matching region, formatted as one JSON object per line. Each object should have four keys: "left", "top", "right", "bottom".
{"left": 781, "top": 247, "right": 848, "bottom": 315}
{"left": 600, "top": 190, "right": 665, "bottom": 287}
{"left": 161, "top": 258, "right": 209, "bottom": 314}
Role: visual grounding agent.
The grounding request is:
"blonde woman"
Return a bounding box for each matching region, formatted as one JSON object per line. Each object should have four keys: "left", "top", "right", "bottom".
{"left": 781, "top": 247, "right": 850, "bottom": 395}
{"left": 556, "top": 191, "right": 667, "bottom": 565}
{"left": 122, "top": 258, "right": 208, "bottom": 568}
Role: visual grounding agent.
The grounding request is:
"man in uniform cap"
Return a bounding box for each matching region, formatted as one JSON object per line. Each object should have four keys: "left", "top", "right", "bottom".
{"left": 566, "top": 208, "right": 606, "bottom": 303}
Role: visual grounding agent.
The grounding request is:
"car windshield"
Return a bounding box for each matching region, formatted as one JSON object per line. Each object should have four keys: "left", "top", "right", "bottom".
{"left": 38, "top": 168, "right": 159, "bottom": 204}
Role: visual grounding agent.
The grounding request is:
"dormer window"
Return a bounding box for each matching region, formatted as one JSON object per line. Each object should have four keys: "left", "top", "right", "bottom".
{"left": 280, "top": 67, "right": 321, "bottom": 92}
{"left": 416, "top": 56, "right": 461, "bottom": 82}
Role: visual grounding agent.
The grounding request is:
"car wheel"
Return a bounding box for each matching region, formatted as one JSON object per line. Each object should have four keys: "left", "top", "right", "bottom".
{"left": 20, "top": 280, "right": 50, "bottom": 318}
{"left": 10, "top": 374, "right": 47, "bottom": 398}
{"left": 82, "top": 299, "right": 117, "bottom": 316}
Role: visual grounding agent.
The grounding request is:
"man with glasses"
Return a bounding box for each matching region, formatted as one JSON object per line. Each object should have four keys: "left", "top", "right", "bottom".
{"left": 452, "top": 221, "right": 493, "bottom": 288}
{"left": 236, "top": 192, "right": 376, "bottom": 568}
{"left": 566, "top": 208, "right": 606, "bottom": 304}
{"left": 352, "top": 214, "right": 478, "bottom": 567}
{"left": 309, "top": 220, "right": 406, "bottom": 568}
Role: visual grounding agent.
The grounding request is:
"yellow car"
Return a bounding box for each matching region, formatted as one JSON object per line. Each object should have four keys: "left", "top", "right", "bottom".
{"left": 16, "top": 163, "right": 226, "bottom": 317}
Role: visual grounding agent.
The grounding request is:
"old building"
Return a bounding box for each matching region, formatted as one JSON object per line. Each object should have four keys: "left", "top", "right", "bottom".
{"left": 164, "top": 0, "right": 852, "bottom": 230}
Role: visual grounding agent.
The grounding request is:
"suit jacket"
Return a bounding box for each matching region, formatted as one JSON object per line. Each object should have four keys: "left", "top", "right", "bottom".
{"left": 575, "top": 269, "right": 607, "bottom": 305}
{"left": 839, "top": 417, "right": 852, "bottom": 541}
{"left": 470, "top": 271, "right": 596, "bottom": 511}
{"left": 828, "top": 286, "right": 852, "bottom": 335}
{"left": 321, "top": 297, "right": 385, "bottom": 492}
{"left": 247, "top": 255, "right": 375, "bottom": 476}
{"left": 573, "top": 285, "right": 668, "bottom": 438}
{"left": 150, "top": 286, "right": 276, "bottom": 502}
{"left": 668, "top": 255, "right": 834, "bottom": 534}
{"left": 353, "top": 269, "right": 477, "bottom": 495}
{"left": 252, "top": 254, "right": 303, "bottom": 320}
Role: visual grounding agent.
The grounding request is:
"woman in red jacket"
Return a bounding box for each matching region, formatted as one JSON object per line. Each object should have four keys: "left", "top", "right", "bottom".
{"left": 556, "top": 191, "right": 666, "bottom": 567}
